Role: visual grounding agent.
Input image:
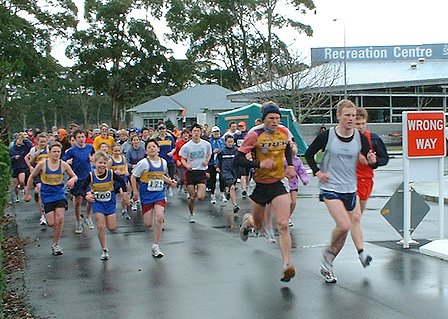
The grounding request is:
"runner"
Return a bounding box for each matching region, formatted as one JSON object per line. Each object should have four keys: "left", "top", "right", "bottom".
{"left": 153, "top": 123, "right": 176, "bottom": 198}
{"left": 179, "top": 123, "right": 212, "bottom": 223}
{"left": 108, "top": 144, "right": 131, "bottom": 220}
{"left": 24, "top": 141, "right": 78, "bottom": 255}
{"left": 131, "top": 139, "right": 177, "bottom": 258}
{"left": 93, "top": 123, "right": 114, "bottom": 154}
{"left": 207, "top": 126, "right": 226, "bottom": 204}
{"left": 62, "top": 129, "right": 95, "bottom": 233}
{"left": 235, "top": 101, "right": 297, "bottom": 282}
{"left": 84, "top": 151, "right": 129, "bottom": 260}
{"left": 304, "top": 99, "right": 377, "bottom": 283}
{"left": 10, "top": 132, "right": 32, "bottom": 203}
{"left": 172, "top": 129, "right": 190, "bottom": 196}
{"left": 25, "top": 133, "right": 49, "bottom": 225}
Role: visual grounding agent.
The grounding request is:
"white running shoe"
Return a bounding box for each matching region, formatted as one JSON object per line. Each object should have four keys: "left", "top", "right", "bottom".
{"left": 151, "top": 245, "right": 164, "bottom": 258}
{"left": 51, "top": 243, "right": 63, "bottom": 256}
{"left": 75, "top": 219, "right": 84, "bottom": 234}
{"left": 359, "top": 251, "right": 373, "bottom": 268}
{"left": 189, "top": 213, "right": 195, "bottom": 223}
{"left": 210, "top": 194, "right": 217, "bottom": 204}
{"left": 84, "top": 216, "right": 94, "bottom": 229}
{"left": 39, "top": 215, "right": 47, "bottom": 226}
{"left": 221, "top": 193, "right": 228, "bottom": 202}
{"left": 100, "top": 249, "right": 110, "bottom": 260}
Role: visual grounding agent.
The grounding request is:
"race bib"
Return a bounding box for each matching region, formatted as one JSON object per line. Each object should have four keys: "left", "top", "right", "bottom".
{"left": 95, "top": 191, "right": 112, "bottom": 202}
{"left": 147, "top": 179, "right": 164, "bottom": 192}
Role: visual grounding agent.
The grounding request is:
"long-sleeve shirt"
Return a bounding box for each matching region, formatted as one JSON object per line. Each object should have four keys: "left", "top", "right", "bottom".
{"left": 125, "top": 146, "right": 146, "bottom": 172}
{"left": 10, "top": 142, "right": 32, "bottom": 171}
{"left": 284, "top": 156, "right": 309, "bottom": 190}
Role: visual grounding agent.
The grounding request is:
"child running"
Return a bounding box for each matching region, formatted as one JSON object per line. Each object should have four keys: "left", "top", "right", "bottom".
{"left": 84, "top": 151, "right": 130, "bottom": 260}
{"left": 24, "top": 141, "right": 78, "bottom": 255}
{"left": 108, "top": 144, "right": 131, "bottom": 220}
{"left": 131, "top": 139, "right": 177, "bottom": 258}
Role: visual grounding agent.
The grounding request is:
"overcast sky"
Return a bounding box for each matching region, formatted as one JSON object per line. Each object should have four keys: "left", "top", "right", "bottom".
{"left": 54, "top": 0, "right": 448, "bottom": 66}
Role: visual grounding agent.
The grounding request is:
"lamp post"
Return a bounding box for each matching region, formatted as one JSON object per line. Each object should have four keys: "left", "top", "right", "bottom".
{"left": 333, "top": 18, "right": 347, "bottom": 98}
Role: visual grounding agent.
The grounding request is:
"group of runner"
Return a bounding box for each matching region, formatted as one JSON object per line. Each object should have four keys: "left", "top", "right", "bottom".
{"left": 9, "top": 98, "right": 388, "bottom": 283}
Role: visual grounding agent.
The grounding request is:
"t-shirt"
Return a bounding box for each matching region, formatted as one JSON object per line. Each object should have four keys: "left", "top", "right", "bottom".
{"left": 179, "top": 139, "right": 212, "bottom": 171}
{"left": 62, "top": 144, "right": 95, "bottom": 180}
{"left": 93, "top": 136, "right": 115, "bottom": 154}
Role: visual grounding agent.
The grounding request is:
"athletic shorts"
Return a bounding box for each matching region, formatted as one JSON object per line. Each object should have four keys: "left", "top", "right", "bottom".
{"left": 142, "top": 200, "right": 166, "bottom": 214}
{"left": 185, "top": 170, "right": 207, "bottom": 186}
{"left": 12, "top": 167, "right": 28, "bottom": 178}
{"left": 70, "top": 179, "right": 87, "bottom": 197}
{"left": 250, "top": 181, "right": 288, "bottom": 206}
{"left": 357, "top": 178, "right": 374, "bottom": 201}
{"left": 225, "top": 179, "right": 237, "bottom": 188}
{"left": 43, "top": 199, "right": 68, "bottom": 214}
{"left": 320, "top": 189, "right": 357, "bottom": 212}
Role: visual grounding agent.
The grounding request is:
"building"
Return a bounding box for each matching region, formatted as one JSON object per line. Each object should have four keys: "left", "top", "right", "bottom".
{"left": 127, "top": 84, "right": 246, "bottom": 129}
{"left": 227, "top": 43, "right": 448, "bottom": 144}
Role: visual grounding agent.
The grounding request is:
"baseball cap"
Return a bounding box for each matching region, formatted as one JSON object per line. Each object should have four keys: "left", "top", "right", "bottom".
{"left": 158, "top": 124, "right": 167, "bottom": 129}
{"left": 238, "top": 121, "right": 246, "bottom": 127}
{"left": 211, "top": 126, "right": 220, "bottom": 132}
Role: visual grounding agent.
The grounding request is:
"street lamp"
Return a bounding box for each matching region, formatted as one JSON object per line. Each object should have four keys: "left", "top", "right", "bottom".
{"left": 333, "top": 18, "right": 347, "bottom": 98}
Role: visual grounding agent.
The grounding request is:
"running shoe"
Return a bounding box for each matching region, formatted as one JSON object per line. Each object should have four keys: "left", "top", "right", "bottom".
{"left": 320, "top": 267, "right": 337, "bottom": 283}
{"left": 19, "top": 189, "right": 25, "bottom": 201}
{"left": 131, "top": 200, "right": 138, "bottom": 212}
{"left": 151, "top": 246, "right": 164, "bottom": 258}
{"left": 189, "top": 213, "right": 195, "bottom": 223}
{"left": 121, "top": 210, "right": 131, "bottom": 220}
{"left": 221, "top": 193, "right": 228, "bottom": 202}
{"left": 288, "top": 219, "right": 294, "bottom": 227}
{"left": 359, "top": 251, "right": 373, "bottom": 268}
{"left": 84, "top": 216, "right": 94, "bottom": 229}
{"left": 241, "top": 190, "right": 248, "bottom": 198}
{"left": 280, "top": 264, "right": 296, "bottom": 282}
{"left": 263, "top": 228, "right": 276, "bottom": 243}
{"left": 51, "top": 243, "right": 63, "bottom": 256}
{"left": 75, "top": 219, "right": 84, "bottom": 234}
{"left": 39, "top": 215, "right": 47, "bottom": 226}
{"left": 239, "top": 213, "right": 251, "bottom": 241}
{"left": 233, "top": 205, "right": 240, "bottom": 214}
{"left": 100, "top": 249, "right": 110, "bottom": 260}
{"left": 210, "top": 194, "right": 217, "bottom": 204}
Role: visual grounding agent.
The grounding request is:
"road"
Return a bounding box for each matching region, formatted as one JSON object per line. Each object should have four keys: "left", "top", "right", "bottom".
{"left": 12, "top": 157, "right": 448, "bottom": 319}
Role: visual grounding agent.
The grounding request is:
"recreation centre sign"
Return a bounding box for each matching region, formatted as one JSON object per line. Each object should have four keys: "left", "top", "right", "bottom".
{"left": 311, "top": 43, "right": 448, "bottom": 64}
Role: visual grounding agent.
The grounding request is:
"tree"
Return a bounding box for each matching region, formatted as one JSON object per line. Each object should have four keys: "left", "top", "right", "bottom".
{"left": 0, "top": 0, "right": 77, "bottom": 138}
{"left": 165, "top": 0, "right": 315, "bottom": 89}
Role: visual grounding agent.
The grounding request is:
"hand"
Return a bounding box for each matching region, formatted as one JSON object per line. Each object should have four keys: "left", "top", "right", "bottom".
{"left": 202, "top": 161, "right": 208, "bottom": 167}
{"left": 358, "top": 153, "right": 368, "bottom": 166}
{"left": 85, "top": 193, "right": 96, "bottom": 202}
{"left": 366, "top": 150, "right": 377, "bottom": 165}
{"left": 24, "top": 192, "right": 31, "bottom": 202}
{"left": 169, "top": 179, "right": 177, "bottom": 187}
{"left": 66, "top": 180, "right": 75, "bottom": 189}
{"left": 259, "top": 158, "right": 275, "bottom": 169}
{"left": 316, "top": 171, "right": 329, "bottom": 183}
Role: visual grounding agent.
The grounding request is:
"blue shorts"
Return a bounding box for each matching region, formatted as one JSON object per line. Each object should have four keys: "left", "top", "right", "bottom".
{"left": 320, "top": 189, "right": 357, "bottom": 212}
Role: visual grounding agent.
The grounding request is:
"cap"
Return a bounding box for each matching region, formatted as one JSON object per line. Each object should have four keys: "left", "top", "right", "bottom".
{"left": 211, "top": 126, "right": 220, "bottom": 132}
{"left": 261, "top": 103, "right": 281, "bottom": 120}
{"left": 158, "top": 124, "right": 167, "bottom": 129}
{"left": 93, "top": 128, "right": 100, "bottom": 134}
{"left": 238, "top": 121, "right": 246, "bottom": 127}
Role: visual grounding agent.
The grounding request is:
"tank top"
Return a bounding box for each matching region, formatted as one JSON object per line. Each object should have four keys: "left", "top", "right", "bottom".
{"left": 91, "top": 169, "right": 116, "bottom": 214}
{"left": 40, "top": 160, "right": 65, "bottom": 204}
{"left": 139, "top": 158, "right": 166, "bottom": 205}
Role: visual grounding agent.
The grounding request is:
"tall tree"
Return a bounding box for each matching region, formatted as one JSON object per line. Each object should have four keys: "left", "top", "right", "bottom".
{"left": 165, "top": 0, "right": 315, "bottom": 89}
{"left": 0, "top": 0, "right": 77, "bottom": 138}
{"left": 67, "top": 0, "right": 179, "bottom": 128}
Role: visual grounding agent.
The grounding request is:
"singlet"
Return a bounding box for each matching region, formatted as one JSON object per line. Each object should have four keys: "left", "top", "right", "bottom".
{"left": 91, "top": 169, "right": 116, "bottom": 214}
{"left": 111, "top": 155, "right": 127, "bottom": 176}
{"left": 137, "top": 158, "right": 167, "bottom": 205}
{"left": 40, "top": 160, "right": 65, "bottom": 204}
{"left": 33, "top": 148, "right": 49, "bottom": 165}
{"left": 320, "top": 127, "right": 361, "bottom": 193}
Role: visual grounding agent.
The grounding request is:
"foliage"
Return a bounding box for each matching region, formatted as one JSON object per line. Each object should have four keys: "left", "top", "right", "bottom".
{"left": 0, "top": 142, "right": 11, "bottom": 310}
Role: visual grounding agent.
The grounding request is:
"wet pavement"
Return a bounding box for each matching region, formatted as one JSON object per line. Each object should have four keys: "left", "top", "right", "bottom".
{"left": 11, "top": 157, "right": 448, "bottom": 319}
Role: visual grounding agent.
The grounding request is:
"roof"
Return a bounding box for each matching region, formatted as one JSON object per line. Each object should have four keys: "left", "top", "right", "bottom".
{"left": 227, "top": 60, "right": 448, "bottom": 100}
{"left": 128, "top": 84, "right": 246, "bottom": 116}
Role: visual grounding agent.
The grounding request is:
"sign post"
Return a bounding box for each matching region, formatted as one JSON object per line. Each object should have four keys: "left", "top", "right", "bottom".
{"left": 402, "top": 111, "right": 445, "bottom": 248}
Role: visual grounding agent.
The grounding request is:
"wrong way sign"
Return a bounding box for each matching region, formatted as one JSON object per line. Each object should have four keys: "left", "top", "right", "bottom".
{"left": 405, "top": 111, "right": 445, "bottom": 158}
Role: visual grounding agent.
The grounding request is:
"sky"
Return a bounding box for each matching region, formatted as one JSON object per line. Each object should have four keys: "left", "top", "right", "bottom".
{"left": 54, "top": 0, "right": 448, "bottom": 66}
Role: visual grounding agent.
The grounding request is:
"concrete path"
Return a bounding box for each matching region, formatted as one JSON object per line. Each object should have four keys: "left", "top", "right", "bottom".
{"left": 11, "top": 158, "right": 448, "bottom": 319}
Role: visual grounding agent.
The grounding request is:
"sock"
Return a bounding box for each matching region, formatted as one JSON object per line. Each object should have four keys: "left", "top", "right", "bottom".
{"left": 152, "top": 243, "right": 158, "bottom": 249}
{"left": 357, "top": 249, "right": 364, "bottom": 254}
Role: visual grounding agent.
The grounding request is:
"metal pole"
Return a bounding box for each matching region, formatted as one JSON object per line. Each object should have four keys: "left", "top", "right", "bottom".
{"left": 333, "top": 18, "right": 347, "bottom": 98}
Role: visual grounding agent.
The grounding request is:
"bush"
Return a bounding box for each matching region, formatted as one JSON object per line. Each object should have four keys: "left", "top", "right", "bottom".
{"left": 0, "top": 142, "right": 11, "bottom": 313}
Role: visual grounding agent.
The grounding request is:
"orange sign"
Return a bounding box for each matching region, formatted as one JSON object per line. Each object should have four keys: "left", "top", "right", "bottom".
{"left": 406, "top": 112, "right": 446, "bottom": 157}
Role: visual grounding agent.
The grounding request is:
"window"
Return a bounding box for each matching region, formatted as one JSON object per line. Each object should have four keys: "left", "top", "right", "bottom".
{"left": 143, "top": 118, "right": 164, "bottom": 129}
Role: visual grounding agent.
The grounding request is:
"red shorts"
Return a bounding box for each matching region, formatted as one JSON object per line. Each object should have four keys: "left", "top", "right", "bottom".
{"left": 357, "top": 178, "right": 373, "bottom": 201}
{"left": 141, "top": 200, "right": 166, "bottom": 214}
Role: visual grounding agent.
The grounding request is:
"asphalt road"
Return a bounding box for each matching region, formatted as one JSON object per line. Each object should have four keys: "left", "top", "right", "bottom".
{"left": 12, "top": 157, "right": 448, "bottom": 319}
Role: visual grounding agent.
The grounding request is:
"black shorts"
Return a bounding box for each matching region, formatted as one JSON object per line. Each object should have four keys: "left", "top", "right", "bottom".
{"left": 320, "top": 189, "right": 357, "bottom": 212}
{"left": 185, "top": 170, "right": 207, "bottom": 186}
{"left": 43, "top": 199, "right": 68, "bottom": 214}
{"left": 225, "top": 179, "right": 237, "bottom": 188}
{"left": 70, "top": 179, "right": 87, "bottom": 197}
{"left": 12, "top": 167, "right": 29, "bottom": 178}
{"left": 33, "top": 175, "right": 42, "bottom": 187}
{"left": 250, "top": 180, "right": 288, "bottom": 205}
{"left": 167, "top": 162, "right": 176, "bottom": 179}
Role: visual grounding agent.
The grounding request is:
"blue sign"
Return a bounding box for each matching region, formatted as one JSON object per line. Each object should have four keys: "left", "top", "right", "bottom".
{"left": 311, "top": 43, "right": 448, "bottom": 64}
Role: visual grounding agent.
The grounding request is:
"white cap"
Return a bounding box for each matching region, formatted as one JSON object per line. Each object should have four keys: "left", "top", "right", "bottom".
{"left": 211, "top": 126, "right": 220, "bottom": 132}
